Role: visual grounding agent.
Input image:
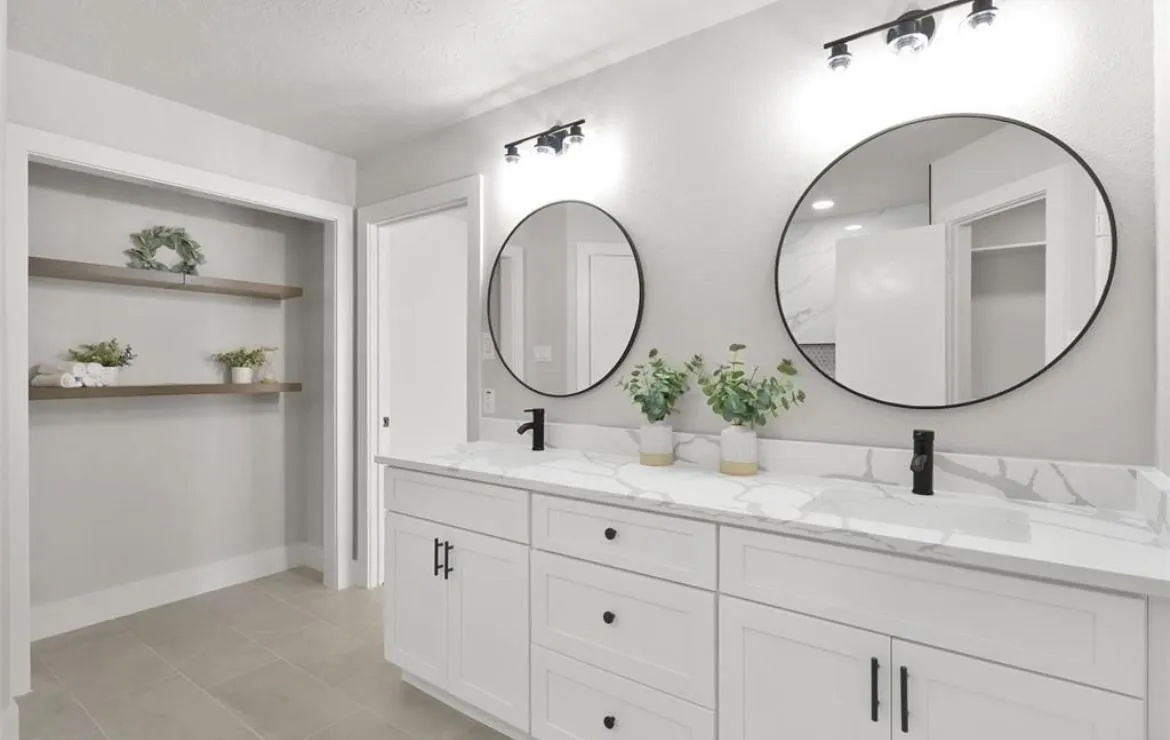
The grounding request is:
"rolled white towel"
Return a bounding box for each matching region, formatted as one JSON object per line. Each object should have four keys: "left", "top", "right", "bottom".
{"left": 78, "top": 373, "right": 104, "bottom": 388}
{"left": 31, "top": 373, "right": 80, "bottom": 388}
{"left": 37, "top": 362, "right": 87, "bottom": 378}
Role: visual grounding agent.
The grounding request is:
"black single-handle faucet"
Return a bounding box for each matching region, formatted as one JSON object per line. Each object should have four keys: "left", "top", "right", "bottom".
{"left": 518, "top": 408, "right": 545, "bottom": 451}
{"left": 910, "top": 429, "right": 934, "bottom": 496}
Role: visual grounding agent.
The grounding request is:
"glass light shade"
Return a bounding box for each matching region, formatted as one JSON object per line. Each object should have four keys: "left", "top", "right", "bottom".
{"left": 504, "top": 146, "right": 520, "bottom": 164}
{"left": 827, "top": 43, "right": 852, "bottom": 73}
{"left": 963, "top": 7, "right": 998, "bottom": 32}
{"left": 534, "top": 136, "right": 555, "bottom": 156}
{"left": 889, "top": 30, "right": 929, "bottom": 55}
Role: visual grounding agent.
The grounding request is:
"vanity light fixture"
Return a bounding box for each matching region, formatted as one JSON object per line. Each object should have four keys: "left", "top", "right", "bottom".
{"left": 502, "top": 119, "right": 587, "bottom": 164}
{"left": 823, "top": 0, "right": 1002, "bottom": 70}
{"left": 811, "top": 199, "right": 836, "bottom": 211}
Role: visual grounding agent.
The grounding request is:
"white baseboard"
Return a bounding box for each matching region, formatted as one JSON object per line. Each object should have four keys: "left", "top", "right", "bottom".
{"left": 0, "top": 701, "right": 17, "bottom": 740}
{"left": 31, "top": 542, "right": 321, "bottom": 641}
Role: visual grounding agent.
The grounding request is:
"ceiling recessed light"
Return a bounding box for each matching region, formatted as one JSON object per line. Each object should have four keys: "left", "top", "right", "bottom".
{"left": 811, "top": 200, "right": 835, "bottom": 211}
{"left": 845, "top": 224, "right": 863, "bottom": 232}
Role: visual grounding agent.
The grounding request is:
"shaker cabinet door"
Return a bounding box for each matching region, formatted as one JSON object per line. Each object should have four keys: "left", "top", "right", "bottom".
{"left": 384, "top": 513, "right": 448, "bottom": 686}
{"left": 719, "top": 596, "right": 891, "bottom": 740}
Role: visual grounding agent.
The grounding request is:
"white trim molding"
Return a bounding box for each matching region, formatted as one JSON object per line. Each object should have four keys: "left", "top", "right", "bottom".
{"left": 0, "top": 702, "right": 17, "bottom": 740}
{"left": 2, "top": 124, "right": 356, "bottom": 711}
{"left": 356, "top": 175, "right": 484, "bottom": 588}
{"left": 30, "top": 544, "right": 321, "bottom": 641}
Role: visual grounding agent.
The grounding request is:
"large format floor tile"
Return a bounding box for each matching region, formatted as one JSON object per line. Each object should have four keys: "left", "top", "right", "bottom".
{"left": 23, "top": 568, "right": 506, "bottom": 740}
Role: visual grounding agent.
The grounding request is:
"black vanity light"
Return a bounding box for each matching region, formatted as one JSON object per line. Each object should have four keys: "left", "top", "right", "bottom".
{"left": 824, "top": 0, "right": 1001, "bottom": 71}
{"left": 502, "top": 119, "right": 586, "bottom": 164}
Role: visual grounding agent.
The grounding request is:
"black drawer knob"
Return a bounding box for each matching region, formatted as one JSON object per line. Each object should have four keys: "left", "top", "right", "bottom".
{"left": 603, "top": 715, "right": 616, "bottom": 730}
{"left": 604, "top": 527, "right": 617, "bottom": 541}
{"left": 602, "top": 611, "right": 616, "bottom": 625}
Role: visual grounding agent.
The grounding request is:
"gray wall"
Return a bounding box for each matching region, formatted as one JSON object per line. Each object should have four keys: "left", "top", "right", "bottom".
{"left": 28, "top": 164, "right": 324, "bottom": 605}
{"left": 359, "top": 0, "right": 1155, "bottom": 465}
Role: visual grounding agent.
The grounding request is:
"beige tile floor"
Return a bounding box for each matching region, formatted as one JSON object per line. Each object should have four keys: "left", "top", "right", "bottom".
{"left": 19, "top": 568, "right": 509, "bottom": 740}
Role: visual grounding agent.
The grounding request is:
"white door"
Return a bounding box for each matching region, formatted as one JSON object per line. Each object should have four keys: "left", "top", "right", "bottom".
{"left": 575, "top": 243, "right": 639, "bottom": 387}
{"left": 835, "top": 225, "right": 949, "bottom": 405}
{"left": 377, "top": 207, "right": 469, "bottom": 457}
{"left": 720, "top": 596, "right": 891, "bottom": 740}
{"left": 893, "top": 641, "right": 1144, "bottom": 740}
{"left": 384, "top": 513, "right": 448, "bottom": 686}
{"left": 446, "top": 528, "right": 530, "bottom": 731}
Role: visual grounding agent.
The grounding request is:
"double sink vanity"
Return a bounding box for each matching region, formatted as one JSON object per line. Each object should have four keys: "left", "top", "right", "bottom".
{"left": 378, "top": 442, "right": 1169, "bottom": 740}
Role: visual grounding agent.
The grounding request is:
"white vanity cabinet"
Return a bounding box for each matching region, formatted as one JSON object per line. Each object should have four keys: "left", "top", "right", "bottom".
{"left": 385, "top": 509, "right": 530, "bottom": 732}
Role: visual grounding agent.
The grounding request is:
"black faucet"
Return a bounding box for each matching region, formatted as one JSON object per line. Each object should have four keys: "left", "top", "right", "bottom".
{"left": 518, "top": 408, "right": 545, "bottom": 451}
{"left": 910, "top": 429, "right": 934, "bottom": 496}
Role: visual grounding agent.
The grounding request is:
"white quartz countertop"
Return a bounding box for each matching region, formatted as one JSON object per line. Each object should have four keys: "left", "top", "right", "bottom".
{"left": 377, "top": 442, "right": 1170, "bottom": 597}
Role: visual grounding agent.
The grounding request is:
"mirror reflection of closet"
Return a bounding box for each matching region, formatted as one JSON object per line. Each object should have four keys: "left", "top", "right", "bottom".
{"left": 775, "top": 114, "right": 1116, "bottom": 409}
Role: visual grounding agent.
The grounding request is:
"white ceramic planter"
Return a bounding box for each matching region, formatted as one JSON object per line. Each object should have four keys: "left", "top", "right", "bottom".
{"left": 639, "top": 422, "right": 674, "bottom": 466}
{"left": 102, "top": 366, "right": 120, "bottom": 386}
{"left": 231, "top": 367, "right": 255, "bottom": 384}
{"left": 720, "top": 425, "right": 759, "bottom": 476}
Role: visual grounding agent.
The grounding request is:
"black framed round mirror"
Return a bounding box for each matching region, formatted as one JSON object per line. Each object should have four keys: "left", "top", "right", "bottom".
{"left": 487, "top": 201, "right": 644, "bottom": 398}
{"left": 774, "top": 113, "right": 1117, "bottom": 409}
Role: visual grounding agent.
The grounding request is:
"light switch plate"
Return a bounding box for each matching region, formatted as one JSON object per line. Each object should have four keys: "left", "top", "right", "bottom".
{"left": 534, "top": 345, "right": 553, "bottom": 363}
{"left": 482, "top": 332, "right": 496, "bottom": 360}
{"left": 482, "top": 387, "right": 496, "bottom": 414}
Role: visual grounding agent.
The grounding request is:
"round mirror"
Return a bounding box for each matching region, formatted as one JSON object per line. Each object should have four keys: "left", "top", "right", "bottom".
{"left": 488, "top": 201, "right": 644, "bottom": 397}
{"left": 775, "top": 114, "right": 1116, "bottom": 409}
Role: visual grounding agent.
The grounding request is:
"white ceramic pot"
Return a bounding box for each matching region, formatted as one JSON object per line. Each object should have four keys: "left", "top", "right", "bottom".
{"left": 231, "top": 367, "right": 255, "bottom": 384}
{"left": 639, "top": 422, "right": 674, "bottom": 467}
{"left": 720, "top": 425, "right": 758, "bottom": 476}
{"left": 102, "top": 366, "right": 120, "bottom": 386}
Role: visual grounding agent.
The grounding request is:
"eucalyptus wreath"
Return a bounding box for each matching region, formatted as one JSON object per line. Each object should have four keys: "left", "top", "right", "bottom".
{"left": 125, "top": 226, "right": 207, "bottom": 275}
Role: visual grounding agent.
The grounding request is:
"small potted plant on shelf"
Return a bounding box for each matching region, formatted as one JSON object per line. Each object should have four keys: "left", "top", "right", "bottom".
{"left": 691, "top": 344, "right": 805, "bottom": 476}
{"left": 617, "top": 349, "right": 698, "bottom": 466}
{"left": 213, "top": 346, "right": 277, "bottom": 385}
{"left": 67, "top": 338, "right": 137, "bottom": 386}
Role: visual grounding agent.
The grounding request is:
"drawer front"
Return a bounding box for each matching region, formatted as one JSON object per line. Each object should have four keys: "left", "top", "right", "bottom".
{"left": 531, "top": 551, "right": 715, "bottom": 707}
{"left": 720, "top": 526, "right": 1146, "bottom": 697}
{"left": 532, "top": 494, "right": 716, "bottom": 588}
{"left": 387, "top": 469, "right": 529, "bottom": 543}
{"left": 531, "top": 646, "right": 715, "bottom": 740}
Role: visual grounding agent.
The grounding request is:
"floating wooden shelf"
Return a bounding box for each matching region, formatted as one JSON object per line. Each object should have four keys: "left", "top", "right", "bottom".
{"left": 29, "top": 382, "right": 303, "bottom": 401}
{"left": 28, "top": 257, "right": 304, "bottom": 300}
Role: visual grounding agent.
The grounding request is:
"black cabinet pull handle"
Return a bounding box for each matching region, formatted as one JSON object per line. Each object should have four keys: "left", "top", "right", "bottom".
{"left": 602, "top": 611, "right": 616, "bottom": 625}
{"left": 871, "top": 657, "right": 880, "bottom": 722}
{"left": 604, "top": 527, "right": 617, "bottom": 541}
{"left": 433, "top": 538, "right": 443, "bottom": 577}
{"left": 443, "top": 541, "right": 455, "bottom": 580}
{"left": 603, "top": 715, "right": 616, "bottom": 730}
{"left": 900, "top": 666, "right": 909, "bottom": 733}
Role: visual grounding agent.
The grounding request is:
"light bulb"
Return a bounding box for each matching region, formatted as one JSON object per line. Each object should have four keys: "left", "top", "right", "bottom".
{"left": 887, "top": 19, "right": 931, "bottom": 56}
{"left": 504, "top": 145, "right": 521, "bottom": 164}
{"left": 826, "top": 43, "right": 852, "bottom": 73}
{"left": 963, "top": 0, "right": 998, "bottom": 33}
{"left": 564, "top": 124, "right": 585, "bottom": 150}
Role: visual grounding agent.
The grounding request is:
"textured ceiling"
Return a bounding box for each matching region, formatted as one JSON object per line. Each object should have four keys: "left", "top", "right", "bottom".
{"left": 9, "top": 0, "right": 780, "bottom": 156}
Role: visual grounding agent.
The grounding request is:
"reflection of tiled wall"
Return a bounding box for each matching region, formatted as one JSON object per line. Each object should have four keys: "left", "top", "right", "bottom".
{"left": 800, "top": 343, "right": 836, "bottom": 378}
{"left": 481, "top": 418, "right": 1147, "bottom": 514}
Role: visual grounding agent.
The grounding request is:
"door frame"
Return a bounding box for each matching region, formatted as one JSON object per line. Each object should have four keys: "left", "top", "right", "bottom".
{"left": 355, "top": 175, "right": 483, "bottom": 588}
{"left": 1, "top": 124, "right": 356, "bottom": 711}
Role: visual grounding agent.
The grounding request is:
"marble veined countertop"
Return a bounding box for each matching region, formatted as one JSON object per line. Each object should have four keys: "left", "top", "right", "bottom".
{"left": 377, "top": 442, "right": 1170, "bottom": 597}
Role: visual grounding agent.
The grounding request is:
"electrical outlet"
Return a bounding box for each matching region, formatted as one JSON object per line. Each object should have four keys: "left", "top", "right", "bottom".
{"left": 482, "top": 387, "right": 496, "bottom": 414}
{"left": 482, "top": 332, "right": 496, "bottom": 360}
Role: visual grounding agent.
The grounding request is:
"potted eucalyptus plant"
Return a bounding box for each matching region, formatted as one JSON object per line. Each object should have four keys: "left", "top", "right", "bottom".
{"left": 691, "top": 344, "right": 805, "bottom": 476}
{"left": 67, "top": 338, "right": 137, "bottom": 386}
{"left": 213, "top": 346, "right": 277, "bottom": 384}
{"left": 617, "top": 349, "right": 696, "bottom": 466}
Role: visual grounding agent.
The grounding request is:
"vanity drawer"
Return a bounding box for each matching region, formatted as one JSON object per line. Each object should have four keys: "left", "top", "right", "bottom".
{"left": 531, "top": 646, "right": 715, "bottom": 740}
{"left": 531, "top": 551, "right": 715, "bottom": 707}
{"left": 386, "top": 469, "right": 529, "bottom": 543}
{"left": 720, "top": 526, "right": 1146, "bottom": 697}
{"left": 531, "top": 494, "right": 716, "bottom": 588}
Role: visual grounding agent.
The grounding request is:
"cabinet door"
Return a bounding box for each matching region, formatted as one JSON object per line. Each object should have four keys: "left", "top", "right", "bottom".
{"left": 384, "top": 513, "right": 448, "bottom": 686}
{"left": 893, "top": 641, "right": 1144, "bottom": 740}
{"left": 446, "top": 527, "right": 530, "bottom": 731}
{"left": 720, "top": 596, "right": 890, "bottom": 740}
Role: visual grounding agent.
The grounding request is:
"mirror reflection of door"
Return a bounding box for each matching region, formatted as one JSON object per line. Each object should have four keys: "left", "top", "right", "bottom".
{"left": 574, "top": 243, "right": 640, "bottom": 388}
{"left": 776, "top": 115, "right": 1115, "bottom": 408}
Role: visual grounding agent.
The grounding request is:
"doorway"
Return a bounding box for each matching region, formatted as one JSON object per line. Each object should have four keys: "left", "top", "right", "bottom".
{"left": 356, "top": 176, "right": 483, "bottom": 588}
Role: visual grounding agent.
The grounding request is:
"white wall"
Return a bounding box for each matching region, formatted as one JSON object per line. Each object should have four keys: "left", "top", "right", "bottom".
{"left": 27, "top": 164, "right": 324, "bottom": 605}
{"left": 359, "top": 0, "right": 1155, "bottom": 464}
{"left": 1158, "top": 0, "right": 1170, "bottom": 471}
{"left": 7, "top": 51, "right": 355, "bottom": 205}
